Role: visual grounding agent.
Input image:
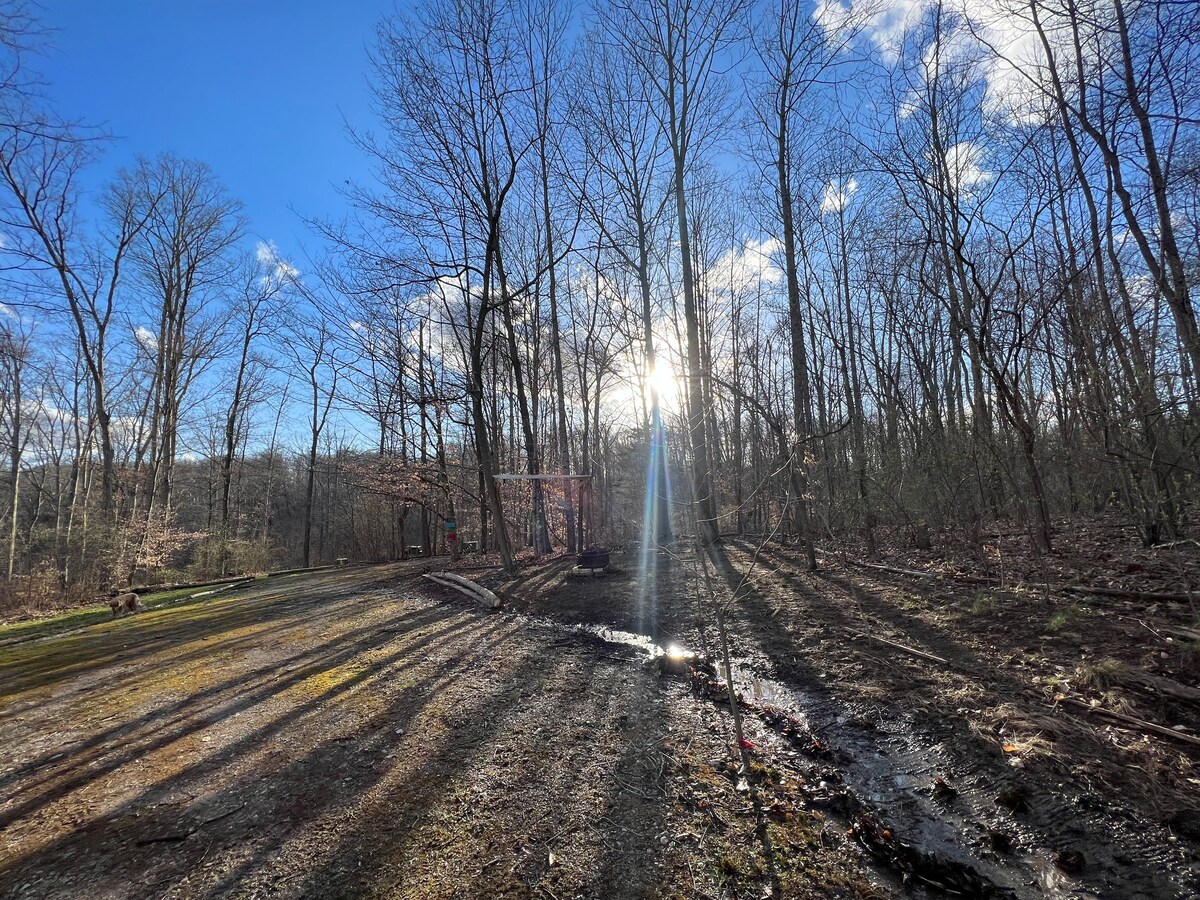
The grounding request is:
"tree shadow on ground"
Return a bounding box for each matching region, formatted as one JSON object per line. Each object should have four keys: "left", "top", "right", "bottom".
{"left": 0, "top": 566, "right": 419, "bottom": 701}
{"left": 707, "top": 541, "right": 1193, "bottom": 900}
{"left": 1, "top": 581, "right": 680, "bottom": 900}
{"left": 0, "top": 605, "right": 512, "bottom": 896}
{"left": 0, "top": 599, "right": 487, "bottom": 837}
{"left": 271, "top": 646, "right": 673, "bottom": 900}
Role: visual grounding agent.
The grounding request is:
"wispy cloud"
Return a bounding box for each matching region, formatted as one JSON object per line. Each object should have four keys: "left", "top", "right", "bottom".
{"left": 256, "top": 240, "right": 300, "bottom": 287}
{"left": 709, "top": 237, "right": 784, "bottom": 296}
{"left": 816, "top": 0, "right": 1076, "bottom": 124}
{"left": 820, "top": 177, "right": 858, "bottom": 214}
{"left": 943, "top": 141, "right": 991, "bottom": 193}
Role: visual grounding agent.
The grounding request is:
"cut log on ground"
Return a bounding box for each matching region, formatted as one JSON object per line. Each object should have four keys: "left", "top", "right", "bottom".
{"left": 816, "top": 546, "right": 1195, "bottom": 605}
{"left": 423, "top": 572, "right": 502, "bottom": 609}
{"left": 1124, "top": 672, "right": 1200, "bottom": 704}
{"left": 1059, "top": 585, "right": 1195, "bottom": 604}
{"left": 1165, "top": 627, "right": 1200, "bottom": 642}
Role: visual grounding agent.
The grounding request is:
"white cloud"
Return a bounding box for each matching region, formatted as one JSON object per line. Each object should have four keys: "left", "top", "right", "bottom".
{"left": 816, "top": 0, "right": 927, "bottom": 60}
{"left": 943, "top": 141, "right": 991, "bottom": 193}
{"left": 709, "top": 237, "right": 784, "bottom": 296}
{"left": 110, "top": 415, "right": 147, "bottom": 449}
{"left": 134, "top": 325, "right": 159, "bottom": 354}
{"left": 820, "top": 177, "right": 859, "bottom": 214}
{"left": 23, "top": 398, "right": 74, "bottom": 426}
{"left": 1126, "top": 273, "right": 1158, "bottom": 316}
{"left": 817, "top": 0, "right": 1085, "bottom": 124}
{"left": 256, "top": 240, "right": 300, "bottom": 287}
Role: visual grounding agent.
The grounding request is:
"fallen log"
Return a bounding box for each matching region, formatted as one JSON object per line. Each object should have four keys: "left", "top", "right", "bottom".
{"left": 1060, "top": 697, "right": 1200, "bottom": 749}
{"left": 124, "top": 561, "right": 363, "bottom": 597}
{"left": 858, "top": 561, "right": 941, "bottom": 580}
{"left": 1059, "top": 584, "right": 1194, "bottom": 604}
{"left": 816, "top": 546, "right": 1195, "bottom": 605}
{"left": 1125, "top": 672, "right": 1200, "bottom": 704}
{"left": 187, "top": 579, "right": 254, "bottom": 600}
{"left": 423, "top": 572, "right": 502, "bottom": 609}
{"left": 125, "top": 572, "right": 257, "bottom": 595}
{"left": 815, "top": 547, "right": 997, "bottom": 585}
{"left": 435, "top": 572, "right": 502, "bottom": 608}
{"left": 842, "top": 627, "right": 950, "bottom": 666}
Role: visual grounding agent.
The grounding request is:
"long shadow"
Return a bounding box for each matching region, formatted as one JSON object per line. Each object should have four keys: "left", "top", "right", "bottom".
{"left": 716, "top": 541, "right": 1061, "bottom": 739}
{"left": 1, "top": 590, "right": 435, "bottom": 725}
{"left": 503, "top": 548, "right": 693, "bottom": 646}
{"left": 1, "top": 609, "right": 483, "bottom": 821}
{"left": 267, "top": 636, "right": 673, "bottom": 899}
{"left": 583, "top": 662, "right": 672, "bottom": 898}
{"left": 0, "top": 606, "right": 490, "bottom": 834}
{"left": 186, "top": 622, "right": 520, "bottom": 897}
{"left": 712, "top": 543, "right": 938, "bottom": 694}
{"left": 734, "top": 541, "right": 1047, "bottom": 707}
{"left": 0, "top": 602, "right": 462, "bottom": 803}
{"left": 499, "top": 554, "right": 577, "bottom": 602}
{"left": 710, "top": 542, "right": 1196, "bottom": 900}
{"left": 63, "top": 579, "right": 435, "bottom": 698}
{"left": 201, "top": 629, "right": 568, "bottom": 898}
{"left": 818, "top": 570, "right": 990, "bottom": 668}
{"left": 0, "top": 613, "right": 514, "bottom": 897}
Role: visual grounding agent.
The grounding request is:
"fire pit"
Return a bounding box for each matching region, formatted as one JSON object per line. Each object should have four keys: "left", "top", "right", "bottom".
{"left": 576, "top": 547, "right": 610, "bottom": 573}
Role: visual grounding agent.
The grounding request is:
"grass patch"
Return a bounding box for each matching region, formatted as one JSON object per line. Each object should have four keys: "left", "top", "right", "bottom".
{"left": 1047, "top": 604, "right": 1084, "bottom": 632}
{"left": 0, "top": 604, "right": 115, "bottom": 644}
{"left": 0, "top": 582, "right": 256, "bottom": 645}
{"left": 971, "top": 592, "right": 997, "bottom": 615}
{"left": 1075, "top": 657, "right": 1127, "bottom": 691}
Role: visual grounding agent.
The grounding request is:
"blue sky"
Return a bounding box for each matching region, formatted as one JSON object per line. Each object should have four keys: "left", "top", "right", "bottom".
{"left": 38, "top": 1, "right": 390, "bottom": 256}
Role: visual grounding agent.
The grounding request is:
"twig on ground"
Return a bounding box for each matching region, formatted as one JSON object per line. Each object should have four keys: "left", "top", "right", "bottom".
{"left": 842, "top": 627, "right": 950, "bottom": 667}
{"left": 1059, "top": 697, "right": 1200, "bottom": 749}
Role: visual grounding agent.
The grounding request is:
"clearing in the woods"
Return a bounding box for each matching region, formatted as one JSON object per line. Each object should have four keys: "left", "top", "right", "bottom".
{"left": 2, "top": 546, "right": 1199, "bottom": 899}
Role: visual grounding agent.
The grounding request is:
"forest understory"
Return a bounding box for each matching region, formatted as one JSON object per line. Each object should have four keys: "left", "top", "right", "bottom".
{"left": 2, "top": 528, "right": 1198, "bottom": 900}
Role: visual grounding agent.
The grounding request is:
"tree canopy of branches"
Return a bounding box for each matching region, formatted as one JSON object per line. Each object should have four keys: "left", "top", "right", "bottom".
{"left": 1, "top": 0, "right": 1198, "bottom": 605}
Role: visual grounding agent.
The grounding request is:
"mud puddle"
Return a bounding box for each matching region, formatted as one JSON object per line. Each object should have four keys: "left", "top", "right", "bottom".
{"left": 503, "top": 612, "right": 1199, "bottom": 899}
{"left": 720, "top": 649, "right": 1199, "bottom": 900}
{"left": 524, "top": 619, "right": 1024, "bottom": 896}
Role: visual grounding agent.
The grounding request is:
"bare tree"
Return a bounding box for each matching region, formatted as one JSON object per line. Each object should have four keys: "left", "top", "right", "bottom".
{"left": 125, "top": 154, "right": 244, "bottom": 516}
{"left": 605, "top": 0, "right": 747, "bottom": 544}
{"left": 284, "top": 319, "right": 339, "bottom": 568}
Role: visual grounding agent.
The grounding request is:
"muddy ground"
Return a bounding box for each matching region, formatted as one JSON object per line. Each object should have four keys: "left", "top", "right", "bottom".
{"left": 492, "top": 540, "right": 1200, "bottom": 899}
{"left": 1, "top": 545, "right": 1198, "bottom": 898}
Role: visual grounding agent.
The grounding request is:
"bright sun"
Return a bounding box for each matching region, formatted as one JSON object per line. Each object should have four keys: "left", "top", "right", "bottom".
{"left": 646, "top": 362, "right": 680, "bottom": 406}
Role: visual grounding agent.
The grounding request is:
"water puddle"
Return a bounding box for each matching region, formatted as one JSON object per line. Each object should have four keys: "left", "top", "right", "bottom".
{"left": 463, "top": 605, "right": 1192, "bottom": 897}
{"left": 546, "top": 619, "right": 1042, "bottom": 898}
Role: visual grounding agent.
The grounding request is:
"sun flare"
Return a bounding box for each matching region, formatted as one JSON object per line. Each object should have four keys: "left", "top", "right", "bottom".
{"left": 646, "top": 362, "right": 680, "bottom": 406}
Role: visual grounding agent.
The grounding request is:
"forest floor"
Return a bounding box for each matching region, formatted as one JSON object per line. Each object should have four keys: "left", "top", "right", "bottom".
{"left": 1, "top": 533, "right": 1198, "bottom": 899}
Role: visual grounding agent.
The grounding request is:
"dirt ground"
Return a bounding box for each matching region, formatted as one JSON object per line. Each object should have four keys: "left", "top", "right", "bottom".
{"left": 0, "top": 562, "right": 879, "bottom": 899}
{"left": 2, "top": 542, "right": 1199, "bottom": 899}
